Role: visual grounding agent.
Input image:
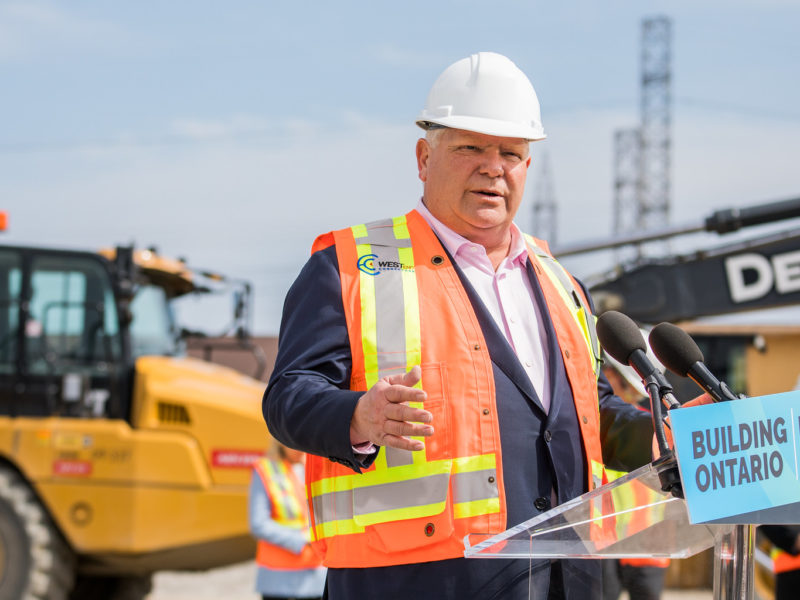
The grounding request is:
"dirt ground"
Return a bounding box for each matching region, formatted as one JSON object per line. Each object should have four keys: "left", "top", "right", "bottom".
{"left": 146, "top": 561, "right": 714, "bottom": 599}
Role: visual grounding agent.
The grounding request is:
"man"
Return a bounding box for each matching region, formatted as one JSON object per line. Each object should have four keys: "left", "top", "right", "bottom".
{"left": 264, "top": 52, "right": 653, "bottom": 599}
{"left": 249, "top": 443, "right": 326, "bottom": 600}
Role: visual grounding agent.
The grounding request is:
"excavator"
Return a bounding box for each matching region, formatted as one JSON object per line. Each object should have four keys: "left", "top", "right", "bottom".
{"left": 0, "top": 240, "right": 270, "bottom": 600}
{"left": 554, "top": 196, "right": 800, "bottom": 599}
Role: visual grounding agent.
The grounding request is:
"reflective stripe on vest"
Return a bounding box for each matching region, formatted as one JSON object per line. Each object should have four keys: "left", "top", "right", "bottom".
{"left": 524, "top": 234, "right": 602, "bottom": 379}
{"left": 259, "top": 459, "right": 306, "bottom": 527}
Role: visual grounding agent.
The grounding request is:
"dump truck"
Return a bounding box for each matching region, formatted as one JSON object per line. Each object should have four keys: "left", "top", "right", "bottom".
{"left": 0, "top": 243, "right": 269, "bottom": 600}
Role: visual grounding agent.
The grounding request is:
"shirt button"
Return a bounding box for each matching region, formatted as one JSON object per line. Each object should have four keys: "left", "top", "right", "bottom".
{"left": 488, "top": 476, "right": 495, "bottom": 484}
{"left": 565, "top": 350, "right": 571, "bottom": 359}
{"left": 482, "top": 408, "right": 490, "bottom": 415}
{"left": 543, "top": 430, "right": 552, "bottom": 443}
{"left": 525, "top": 360, "right": 532, "bottom": 367}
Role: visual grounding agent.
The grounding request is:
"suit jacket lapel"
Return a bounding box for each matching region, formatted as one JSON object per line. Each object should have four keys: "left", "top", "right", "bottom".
{"left": 448, "top": 258, "right": 547, "bottom": 416}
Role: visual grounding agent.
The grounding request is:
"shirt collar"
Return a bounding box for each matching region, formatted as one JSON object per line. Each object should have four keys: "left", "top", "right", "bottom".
{"left": 415, "top": 199, "right": 529, "bottom": 267}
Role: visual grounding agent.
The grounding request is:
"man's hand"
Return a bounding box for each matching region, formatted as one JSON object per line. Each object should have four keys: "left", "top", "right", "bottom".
{"left": 350, "top": 365, "right": 433, "bottom": 451}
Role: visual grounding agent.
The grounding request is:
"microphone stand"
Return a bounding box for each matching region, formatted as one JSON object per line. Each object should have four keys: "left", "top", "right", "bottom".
{"left": 643, "top": 372, "right": 683, "bottom": 498}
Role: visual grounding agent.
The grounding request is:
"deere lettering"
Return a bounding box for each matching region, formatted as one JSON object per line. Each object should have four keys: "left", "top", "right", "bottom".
{"left": 690, "top": 418, "right": 789, "bottom": 492}
{"left": 725, "top": 249, "right": 800, "bottom": 303}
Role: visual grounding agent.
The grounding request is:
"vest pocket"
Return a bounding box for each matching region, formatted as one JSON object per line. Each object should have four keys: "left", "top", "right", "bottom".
{"left": 421, "top": 362, "right": 451, "bottom": 459}
{"left": 364, "top": 509, "right": 456, "bottom": 554}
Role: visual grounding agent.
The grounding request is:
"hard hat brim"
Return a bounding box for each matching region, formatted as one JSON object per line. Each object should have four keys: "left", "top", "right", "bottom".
{"left": 416, "top": 115, "right": 546, "bottom": 142}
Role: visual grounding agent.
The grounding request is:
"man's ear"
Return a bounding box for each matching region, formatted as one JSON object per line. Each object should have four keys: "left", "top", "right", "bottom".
{"left": 416, "top": 138, "right": 429, "bottom": 182}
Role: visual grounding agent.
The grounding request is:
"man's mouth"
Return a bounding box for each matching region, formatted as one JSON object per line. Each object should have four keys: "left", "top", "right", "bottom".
{"left": 473, "top": 189, "right": 503, "bottom": 198}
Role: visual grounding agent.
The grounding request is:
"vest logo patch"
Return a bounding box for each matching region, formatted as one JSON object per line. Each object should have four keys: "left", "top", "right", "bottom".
{"left": 357, "top": 254, "right": 415, "bottom": 276}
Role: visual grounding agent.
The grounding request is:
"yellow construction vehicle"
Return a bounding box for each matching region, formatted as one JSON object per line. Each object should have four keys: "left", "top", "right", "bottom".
{"left": 0, "top": 244, "right": 269, "bottom": 600}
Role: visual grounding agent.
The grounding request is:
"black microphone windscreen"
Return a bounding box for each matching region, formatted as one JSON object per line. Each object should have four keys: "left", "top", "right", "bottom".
{"left": 596, "top": 310, "right": 646, "bottom": 365}
{"left": 648, "top": 322, "right": 705, "bottom": 378}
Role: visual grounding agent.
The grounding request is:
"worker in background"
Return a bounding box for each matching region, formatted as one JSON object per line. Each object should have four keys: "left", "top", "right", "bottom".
{"left": 249, "top": 443, "right": 326, "bottom": 600}
{"left": 601, "top": 348, "right": 670, "bottom": 600}
{"left": 761, "top": 516, "right": 800, "bottom": 597}
{"left": 264, "top": 51, "right": 655, "bottom": 599}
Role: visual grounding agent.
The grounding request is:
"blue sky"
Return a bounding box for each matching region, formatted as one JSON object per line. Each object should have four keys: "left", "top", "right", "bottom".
{"left": 2, "top": 1, "right": 799, "bottom": 333}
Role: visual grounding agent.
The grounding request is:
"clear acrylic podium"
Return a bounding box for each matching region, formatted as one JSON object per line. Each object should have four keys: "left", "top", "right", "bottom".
{"left": 465, "top": 457, "right": 757, "bottom": 599}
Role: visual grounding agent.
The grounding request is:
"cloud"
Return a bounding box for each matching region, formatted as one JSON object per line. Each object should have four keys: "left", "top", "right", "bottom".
{"left": 5, "top": 103, "right": 799, "bottom": 333}
{"left": 0, "top": 2, "right": 132, "bottom": 61}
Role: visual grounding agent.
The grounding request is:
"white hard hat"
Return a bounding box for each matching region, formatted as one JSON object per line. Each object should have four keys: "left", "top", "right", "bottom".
{"left": 416, "top": 52, "right": 546, "bottom": 141}
{"left": 602, "top": 328, "right": 666, "bottom": 397}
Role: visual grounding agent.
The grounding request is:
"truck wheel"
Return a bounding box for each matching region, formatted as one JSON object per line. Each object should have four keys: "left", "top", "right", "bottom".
{"left": 68, "top": 575, "right": 153, "bottom": 600}
{"left": 0, "top": 466, "right": 75, "bottom": 600}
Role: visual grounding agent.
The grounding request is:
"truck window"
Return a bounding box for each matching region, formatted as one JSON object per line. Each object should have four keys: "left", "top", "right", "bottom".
{"left": 129, "top": 284, "right": 181, "bottom": 357}
{"left": 0, "top": 250, "right": 22, "bottom": 373}
{"left": 27, "top": 255, "right": 121, "bottom": 375}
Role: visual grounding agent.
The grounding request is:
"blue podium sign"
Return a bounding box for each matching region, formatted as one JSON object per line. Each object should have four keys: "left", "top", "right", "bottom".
{"left": 670, "top": 390, "right": 800, "bottom": 524}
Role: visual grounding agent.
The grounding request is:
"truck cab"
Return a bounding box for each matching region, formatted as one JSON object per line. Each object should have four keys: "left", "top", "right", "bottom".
{"left": 0, "top": 244, "right": 269, "bottom": 600}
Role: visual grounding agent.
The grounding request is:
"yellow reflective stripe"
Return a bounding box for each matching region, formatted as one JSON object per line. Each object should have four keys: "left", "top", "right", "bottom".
{"left": 453, "top": 454, "right": 496, "bottom": 473}
{"left": 263, "top": 460, "right": 304, "bottom": 523}
{"left": 525, "top": 236, "right": 600, "bottom": 377}
{"left": 354, "top": 501, "right": 448, "bottom": 528}
{"left": 351, "top": 223, "right": 368, "bottom": 238}
{"left": 356, "top": 243, "right": 380, "bottom": 388}
{"left": 539, "top": 260, "right": 595, "bottom": 362}
{"left": 392, "top": 214, "right": 410, "bottom": 240}
{"left": 314, "top": 519, "right": 365, "bottom": 540}
{"left": 590, "top": 459, "right": 605, "bottom": 490}
{"left": 399, "top": 244, "right": 421, "bottom": 374}
{"left": 453, "top": 497, "right": 501, "bottom": 519}
{"left": 310, "top": 459, "right": 453, "bottom": 497}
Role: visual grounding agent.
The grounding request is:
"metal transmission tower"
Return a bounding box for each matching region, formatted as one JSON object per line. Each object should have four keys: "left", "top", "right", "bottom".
{"left": 613, "top": 128, "right": 643, "bottom": 261}
{"left": 531, "top": 151, "right": 558, "bottom": 244}
{"left": 612, "top": 16, "right": 672, "bottom": 258}
{"left": 639, "top": 16, "right": 672, "bottom": 232}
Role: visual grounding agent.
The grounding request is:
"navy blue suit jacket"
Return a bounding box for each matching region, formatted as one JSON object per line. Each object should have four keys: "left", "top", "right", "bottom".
{"left": 264, "top": 243, "right": 653, "bottom": 600}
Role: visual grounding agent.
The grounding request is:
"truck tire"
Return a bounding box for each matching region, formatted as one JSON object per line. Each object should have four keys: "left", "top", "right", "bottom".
{"left": 0, "top": 466, "right": 75, "bottom": 600}
{"left": 68, "top": 575, "right": 152, "bottom": 600}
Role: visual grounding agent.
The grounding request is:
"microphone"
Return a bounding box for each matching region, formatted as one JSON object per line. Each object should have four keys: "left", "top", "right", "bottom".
{"left": 596, "top": 311, "right": 672, "bottom": 394}
{"left": 648, "top": 322, "right": 740, "bottom": 403}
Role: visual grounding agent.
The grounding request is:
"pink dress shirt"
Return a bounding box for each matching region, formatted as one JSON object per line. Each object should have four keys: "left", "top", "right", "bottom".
{"left": 415, "top": 200, "right": 552, "bottom": 413}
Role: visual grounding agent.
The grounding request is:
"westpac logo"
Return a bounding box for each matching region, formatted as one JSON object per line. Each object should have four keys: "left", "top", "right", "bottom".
{"left": 357, "top": 254, "right": 414, "bottom": 276}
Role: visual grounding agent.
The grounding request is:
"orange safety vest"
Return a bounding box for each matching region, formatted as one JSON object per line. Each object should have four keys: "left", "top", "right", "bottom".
{"left": 772, "top": 548, "right": 800, "bottom": 574}
{"left": 307, "top": 209, "right": 604, "bottom": 568}
{"left": 253, "top": 458, "right": 322, "bottom": 570}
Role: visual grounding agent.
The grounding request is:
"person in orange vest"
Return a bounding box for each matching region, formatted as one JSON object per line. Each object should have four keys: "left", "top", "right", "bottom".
{"left": 264, "top": 52, "right": 656, "bottom": 599}
{"left": 249, "top": 443, "right": 326, "bottom": 600}
{"left": 761, "top": 525, "right": 800, "bottom": 600}
{"left": 601, "top": 351, "right": 671, "bottom": 600}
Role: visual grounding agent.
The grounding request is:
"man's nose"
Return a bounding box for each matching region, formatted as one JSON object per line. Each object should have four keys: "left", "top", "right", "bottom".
{"left": 479, "top": 152, "right": 504, "bottom": 177}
